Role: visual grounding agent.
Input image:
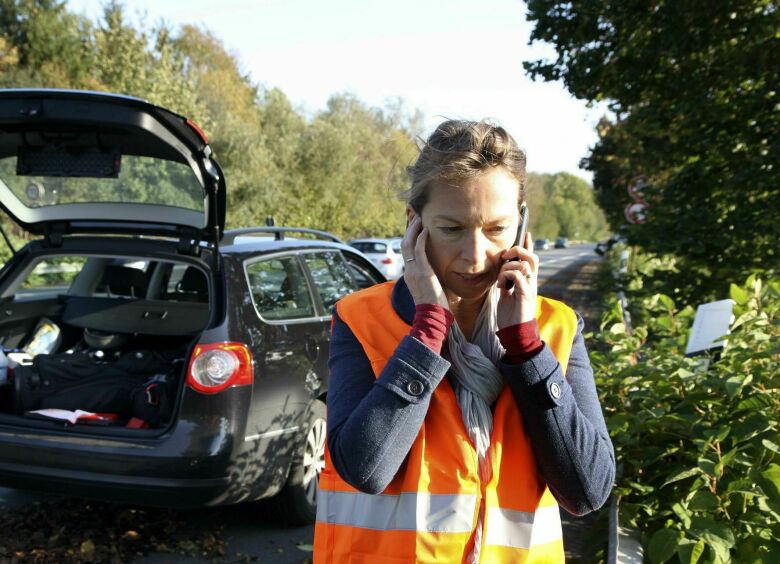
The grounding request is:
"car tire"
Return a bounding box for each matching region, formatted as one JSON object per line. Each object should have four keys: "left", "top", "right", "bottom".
{"left": 276, "top": 398, "right": 327, "bottom": 525}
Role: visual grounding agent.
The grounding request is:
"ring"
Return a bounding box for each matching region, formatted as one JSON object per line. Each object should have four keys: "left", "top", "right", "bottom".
{"left": 406, "top": 257, "right": 416, "bottom": 262}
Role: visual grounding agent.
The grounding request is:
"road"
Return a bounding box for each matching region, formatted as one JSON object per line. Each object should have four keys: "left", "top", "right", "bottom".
{"left": 0, "top": 243, "right": 600, "bottom": 564}
{"left": 535, "top": 243, "right": 598, "bottom": 286}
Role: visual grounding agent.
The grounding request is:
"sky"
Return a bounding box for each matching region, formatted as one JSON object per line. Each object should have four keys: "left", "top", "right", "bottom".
{"left": 66, "top": 0, "right": 605, "bottom": 182}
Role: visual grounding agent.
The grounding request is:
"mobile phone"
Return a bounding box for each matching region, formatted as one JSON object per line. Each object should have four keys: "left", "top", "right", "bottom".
{"left": 504, "top": 205, "right": 529, "bottom": 290}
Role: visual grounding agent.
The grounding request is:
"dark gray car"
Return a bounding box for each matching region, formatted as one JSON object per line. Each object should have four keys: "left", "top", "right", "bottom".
{"left": 0, "top": 89, "right": 384, "bottom": 524}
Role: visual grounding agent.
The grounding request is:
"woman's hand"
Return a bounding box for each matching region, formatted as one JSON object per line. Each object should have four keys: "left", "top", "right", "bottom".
{"left": 496, "top": 232, "right": 538, "bottom": 329}
{"left": 402, "top": 215, "right": 449, "bottom": 309}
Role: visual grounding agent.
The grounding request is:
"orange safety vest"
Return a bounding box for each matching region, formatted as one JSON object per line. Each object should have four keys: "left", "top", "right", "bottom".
{"left": 314, "top": 281, "right": 577, "bottom": 563}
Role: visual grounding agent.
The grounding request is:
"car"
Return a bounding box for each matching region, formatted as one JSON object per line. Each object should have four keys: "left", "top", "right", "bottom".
{"left": 348, "top": 237, "right": 404, "bottom": 279}
{"left": 0, "top": 89, "right": 386, "bottom": 524}
{"left": 535, "top": 238, "right": 550, "bottom": 250}
{"left": 555, "top": 237, "right": 569, "bottom": 249}
{"left": 595, "top": 234, "right": 627, "bottom": 256}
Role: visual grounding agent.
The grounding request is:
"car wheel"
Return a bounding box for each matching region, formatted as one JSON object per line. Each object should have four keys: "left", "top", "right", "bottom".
{"left": 276, "top": 398, "right": 326, "bottom": 525}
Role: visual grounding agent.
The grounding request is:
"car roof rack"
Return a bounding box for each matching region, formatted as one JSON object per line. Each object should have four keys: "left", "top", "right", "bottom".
{"left": 220, "top": 227, "right": 344, "bottom": 246}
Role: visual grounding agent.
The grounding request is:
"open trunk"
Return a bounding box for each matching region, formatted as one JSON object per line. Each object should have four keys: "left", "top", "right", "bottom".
{"left": 0, "top": 253, "right": 211, "bottom": 434}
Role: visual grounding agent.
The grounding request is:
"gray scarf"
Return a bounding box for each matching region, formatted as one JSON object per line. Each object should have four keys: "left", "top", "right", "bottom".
{"left": 444, "top": 286, "right": 505, "bottom": 562}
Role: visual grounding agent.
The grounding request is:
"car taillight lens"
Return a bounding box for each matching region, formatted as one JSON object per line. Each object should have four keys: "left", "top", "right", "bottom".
{"left": 381, "top": 258, "right": 393, "bottom": 264}
{"left": 186, "top": 118, "right": 209, "bottom": 144}
{"left": 186, "top": 342, "right": 252, "bottom": 394}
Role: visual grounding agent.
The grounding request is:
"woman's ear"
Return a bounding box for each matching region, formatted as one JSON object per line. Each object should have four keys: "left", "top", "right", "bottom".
{"left": 406, "top": 205, "right": 416, "bottom": 225}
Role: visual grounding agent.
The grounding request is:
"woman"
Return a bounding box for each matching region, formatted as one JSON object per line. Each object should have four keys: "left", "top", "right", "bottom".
{"left": 314, "top": 120, "right": 615, "bottom": 563}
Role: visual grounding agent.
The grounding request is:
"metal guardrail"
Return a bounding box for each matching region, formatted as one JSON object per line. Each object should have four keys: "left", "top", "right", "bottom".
{"left": 606, "top": 250, "right": 645, "bottom": 563}
{"left": 607, "top": 495, "right": 644, "bottom": 564}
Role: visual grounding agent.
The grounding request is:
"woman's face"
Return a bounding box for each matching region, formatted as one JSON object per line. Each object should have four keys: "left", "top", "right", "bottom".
{"left": 417, "top": 167, "right": 521, "bottom": 301}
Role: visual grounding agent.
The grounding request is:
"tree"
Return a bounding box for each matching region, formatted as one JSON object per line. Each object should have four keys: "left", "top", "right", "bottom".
{"left": 525, "top": 0, "right": 780, "bottom": 300}
{"left": 525, "top": 172, "right": 610, "bottom": 241}
{"left": 0, "top": 0, "right": 96, "bottom": 88}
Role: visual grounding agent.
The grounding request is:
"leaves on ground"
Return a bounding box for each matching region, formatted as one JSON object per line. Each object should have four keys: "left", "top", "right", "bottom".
{"left": 0, "top": 498, "right": 227, "bottom": 563}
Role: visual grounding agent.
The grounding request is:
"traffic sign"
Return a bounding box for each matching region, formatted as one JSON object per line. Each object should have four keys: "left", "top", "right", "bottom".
{"left": 624, "top": 201, "right": 649, "bottom": 224}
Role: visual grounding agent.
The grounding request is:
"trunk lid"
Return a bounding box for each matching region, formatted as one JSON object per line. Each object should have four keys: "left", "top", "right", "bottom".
{"left": 0, "top": 89, "right": 225, "bottom": 246}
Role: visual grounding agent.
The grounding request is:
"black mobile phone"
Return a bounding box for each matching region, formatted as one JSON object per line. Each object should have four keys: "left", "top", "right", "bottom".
{"left": 505, "top": 205, "right": 529, "bottom": 290}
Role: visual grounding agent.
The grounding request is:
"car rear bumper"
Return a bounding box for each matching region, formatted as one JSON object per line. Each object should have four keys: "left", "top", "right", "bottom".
{"left": 0, "top": 458, "right": 233, "bottom": 507}
{"left": 0, "top": 389, "right": 255, "bottom": 507}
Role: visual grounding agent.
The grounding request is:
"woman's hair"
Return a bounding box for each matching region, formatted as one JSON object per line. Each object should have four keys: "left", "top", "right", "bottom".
{"left": 399, "top": 119, "right": 527, "bottom": 212}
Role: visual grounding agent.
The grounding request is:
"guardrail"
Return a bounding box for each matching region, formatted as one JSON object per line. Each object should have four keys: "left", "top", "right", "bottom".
{"left": 606, "top": 248, "right": 645, "bottom": 563}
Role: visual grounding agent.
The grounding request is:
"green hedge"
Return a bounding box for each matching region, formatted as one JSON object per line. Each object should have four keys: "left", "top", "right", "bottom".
{"left": 591, "top": 251, "right": 780, "bottom": 563}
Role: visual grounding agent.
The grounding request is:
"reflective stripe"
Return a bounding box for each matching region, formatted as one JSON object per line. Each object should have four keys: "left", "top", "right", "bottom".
{"left": 484, "top": 505, "right": 562, "bottom": 549}
{"left": 317, "top": 489, "right": 477, "bottom": 533}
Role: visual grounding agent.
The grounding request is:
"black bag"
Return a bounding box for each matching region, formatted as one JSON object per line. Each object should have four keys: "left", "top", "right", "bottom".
{"left": 12, "top": 350, "right": 177, "bottom": 426}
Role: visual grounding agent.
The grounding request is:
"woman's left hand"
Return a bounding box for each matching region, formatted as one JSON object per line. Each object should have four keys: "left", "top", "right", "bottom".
{"left": 496, "top": 232, "right": 538, "bottom": 329}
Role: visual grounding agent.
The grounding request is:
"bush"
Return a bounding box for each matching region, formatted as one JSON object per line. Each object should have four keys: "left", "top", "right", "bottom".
{"left": 592, "top": 258, "right": 780, "bottom": 563}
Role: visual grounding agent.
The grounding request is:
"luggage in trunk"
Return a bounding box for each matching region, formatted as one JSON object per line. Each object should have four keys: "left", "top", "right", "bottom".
{"left": 11, "top": 349, "right": 183, "bottom": 427}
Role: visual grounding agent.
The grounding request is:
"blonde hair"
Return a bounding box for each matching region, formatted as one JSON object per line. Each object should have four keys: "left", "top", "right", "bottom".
{"left": 399, "top": 119, "right": 526, "bottom": 212}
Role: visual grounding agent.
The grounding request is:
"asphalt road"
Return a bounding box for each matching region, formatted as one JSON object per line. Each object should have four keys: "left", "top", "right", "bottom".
{"left": 536, "top": 242, "right": 599, "bottom": 286}
{"left": 0, "top": 243, "right": 600, "bottom": 564}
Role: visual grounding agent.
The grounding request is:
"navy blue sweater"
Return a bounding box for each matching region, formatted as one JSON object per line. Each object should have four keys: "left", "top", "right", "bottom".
{"left": 326, "top": 278, "right": 615, "bottom": 516}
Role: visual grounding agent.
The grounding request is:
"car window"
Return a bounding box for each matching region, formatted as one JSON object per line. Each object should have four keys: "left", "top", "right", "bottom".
{"left": 351, "top": 242, "right": 387, "bottom": 254}
{"left": 16, "top": 257, "right": 87, "bottom": 299}
{"left": 343, "top": 252, "right": 385, "bottom": 289}
{"left": 390, "top": 241, "right": 402, "bottom": 253}
{"left": 91, "top": 259, "right": 151, "bottom": 298}
{"left": 302, "top": 252, "right": 358, "bottom": 312}
{"left": 246, "top": 256, "right": 315, "bottom": 321}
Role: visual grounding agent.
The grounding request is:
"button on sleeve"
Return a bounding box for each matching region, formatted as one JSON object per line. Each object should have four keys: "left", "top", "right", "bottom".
{"left": 375, "top": 336, "right": 450, "bottom": 403}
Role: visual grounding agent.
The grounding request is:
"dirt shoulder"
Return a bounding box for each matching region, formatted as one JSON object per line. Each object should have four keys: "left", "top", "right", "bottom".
{"left": 540, "top": 257, "right": 605, "bottom": 331}
{"left": 540, "top": 256, "right": 610, "bottom": 563}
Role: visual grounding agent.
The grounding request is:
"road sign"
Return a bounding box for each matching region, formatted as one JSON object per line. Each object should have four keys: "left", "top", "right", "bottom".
{"left": 627, "top": 176, "right": 649, "bottom": 202}
{"left": 624, "top": 201, "right": 649, "bottom": 224}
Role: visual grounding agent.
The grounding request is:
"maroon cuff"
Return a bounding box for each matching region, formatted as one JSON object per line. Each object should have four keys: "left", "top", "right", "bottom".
{"left": 497, "top": 319, "right": 544, "bottom": 364}
{"left": 409, "top": 304, "right": 454, "bottom": 355}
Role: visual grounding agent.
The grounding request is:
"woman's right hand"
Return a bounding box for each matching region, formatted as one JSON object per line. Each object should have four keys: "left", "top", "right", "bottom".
{"left": 401, "top": 215, "right": 449, "bottom": 309}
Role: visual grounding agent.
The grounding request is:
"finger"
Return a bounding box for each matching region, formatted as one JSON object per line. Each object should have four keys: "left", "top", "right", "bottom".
{"left": 500, "top": 260, "right": 534, "bottom": 287}
{"left": 525, "top": 231, "right": 534, "bottom": 253}
{"left": 503, "top": 245, "right": 539, "bottom": 271}
{"left": 497, "top": 269, "right": 529, "bottom": 296}
{"left": 499, "top": 259, "right": 533, "bottom": 278}
{"left": 401, "top": 215, "right": 421, "bottom": 259}
{"left": 414, "top": 226, "right": 431, "bottom": 268}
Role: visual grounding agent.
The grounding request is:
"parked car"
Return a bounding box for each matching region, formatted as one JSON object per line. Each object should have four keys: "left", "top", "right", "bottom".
{"left": 348, "top": 237, "right": 404, "bottom": 279}
{"left": 0, "top": 89, "right": 386, "bottom": 524}
{"left": 595, "top": 234, "right": 627, "bottom": 256}
{"left": 555, "top": 237, "right": 569, "bottom": 249}
{"left": 535, "top": 238, "right": 550, "bottom": 250}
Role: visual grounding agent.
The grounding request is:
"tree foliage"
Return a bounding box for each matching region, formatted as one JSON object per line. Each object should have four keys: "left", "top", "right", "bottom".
{"left": 525, "top": 1, "right": 779, "bottom": 302}
{"left": 594, "top": 246, "right": 780, "bottom": 562}
{"left": 0, "top": 0, "right": 605, "bottom": 262}
{"left": 526, "top": 171, "right": 610, "bottom": 240}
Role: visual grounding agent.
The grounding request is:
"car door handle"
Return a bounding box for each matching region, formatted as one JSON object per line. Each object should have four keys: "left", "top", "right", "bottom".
{"left": 305, "top": 335, "right": 320, "bottom": 362}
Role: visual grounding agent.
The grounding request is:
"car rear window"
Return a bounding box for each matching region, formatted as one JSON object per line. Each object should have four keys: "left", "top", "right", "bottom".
{"left": 16, "top": 257, "right": 87, "bottom": 299}
{"left": 351, "top": 242, "right": 387, "bottom": 254}
{"left": 0, "top": 155, "right": 204, "bottom": 212}
{"left": 6, "top": 256, "right": 209, "bottom": 304}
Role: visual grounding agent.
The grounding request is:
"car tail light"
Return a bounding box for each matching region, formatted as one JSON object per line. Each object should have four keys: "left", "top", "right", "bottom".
{"left": 186, "top": 118, "right": 209, "bottom": 144}
{"left": 381, "top": 258, "right": 393, "bottom": 264}
{"left": 186, "top": 342, "right": 252, "bottom": 394}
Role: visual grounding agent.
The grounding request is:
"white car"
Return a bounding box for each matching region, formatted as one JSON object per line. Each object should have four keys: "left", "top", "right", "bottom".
{"left": 349, "top": 238, "right": 404, "bottom": 279}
